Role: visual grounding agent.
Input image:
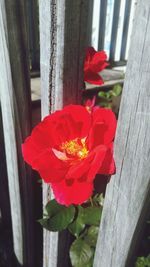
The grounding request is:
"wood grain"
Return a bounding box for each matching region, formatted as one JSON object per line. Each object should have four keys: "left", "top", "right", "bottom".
{"left": 94, "top": 0, "right": 150, "bottom": 266}
{"left": 39, "top": 1, "right": 90, "bottom": 266}
{"left": 0, "top": 1, "right": 35, "bottom": 266}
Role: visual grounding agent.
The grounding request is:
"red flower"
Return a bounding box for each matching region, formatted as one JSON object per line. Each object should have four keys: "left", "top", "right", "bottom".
{"left": 84, "top": 47, "right": 109, "bottom": 85}
{"left": 84, "top": 96, "right": 99, "bottom": 113}
{"left": 22, "top": 105, "right": 116, "bottom": 206}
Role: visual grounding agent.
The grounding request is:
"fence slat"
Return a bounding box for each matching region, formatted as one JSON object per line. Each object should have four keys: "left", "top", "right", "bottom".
{"left": 98, "top": 0, "right": 108, "bottom": 50}
{"left": 109, "top": 0, "right": 121, "bottom": 61}
{"left": 39, "top": 1, "right": 90, "bottom": 266}
{"left": 0, "top": 107, "right": 14, "bottom": 266}
{"left": 0, "top": 1, "right": 35, "bottom": 266}
{"left": 27, "top": 0, "right": 40, "bottom": 70}
{"left": 120, "top": 0, "right": 132, "bottom": 60}
{"left": 0, "top": 2, "right": 23, "bottom": 263}
{"left": 87, "top": 0, "right": 94, "bottom": 46}
{"left": 94, "top": 0, "right": 150, "bottom": 266}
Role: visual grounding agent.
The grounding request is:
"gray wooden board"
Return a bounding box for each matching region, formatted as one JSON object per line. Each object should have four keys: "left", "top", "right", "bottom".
{"left": 121, "top": 0, "right": 132, "bottom": 60}
{"left": 0, "top": 1, "right": 35, "bottom": 266}
{"left": 39, "top": 1, "right": 90, "bottom": 266}
{"left": 0, "top": 1, "right": 23, "bottom": 263}
{"left": 39, "top": 1, "right": 58, "bottom": 266}
{"left": 98, "top": 0, "right": 108, "bottom": 50}
{"left": 110, "top": 0, "right": 121, "bottom": 61}
{"left": 26, "top": 0, "right": 40, "bottom": 69}
{"left": 94, "top": 0, "right": 150, "bottom": 266}
{"left": 0, "top": 107, "right": 14, "bottom": 262}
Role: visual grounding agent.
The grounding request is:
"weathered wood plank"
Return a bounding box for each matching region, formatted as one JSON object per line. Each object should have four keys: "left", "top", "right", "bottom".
{"left": 98, "top": 0, "right": 108, "bottom": 50}
{"left": 0, "top": 107, "right": 15, "bottom": 267}
{"left": 0, "top": 1, "right": 35, "bottom": 266}
{"left": 86, "top": 0, "right": 94, "bottom": 46}
{"left": 109, "top": 0, "right": 121, "bottom": 61}
{"left": 0, "top": 2, "right": 23, "bottom": 263}
{"left": 27, "top": 0, "right": 40, "bottom": 70}
{"left": 39, "top": 1, "right": 90, "bottom": 266}
{"left": 94, "top": 0, "right": 150, "bottom": 266}
{"left": 121, "top": 0, "right": 132, "bottom": 60}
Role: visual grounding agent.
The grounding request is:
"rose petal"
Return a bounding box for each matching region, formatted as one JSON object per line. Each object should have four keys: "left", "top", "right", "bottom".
{"left": 22, "top": 136, "right": 43, "bottom": 167}
{"left": 66, "top": 144, "right": 110, "bottom": 182}
{"left": 51, "top": 178, "right": 93, "bottom": 206}
{"left": 98, "top": 143, "right": 116, "bottom": 175}
{"left": 84, "top": 70, "right": 104, "bottom": 85}
{"left": 87, "top": 145, "right": 108, "bottom": 181}
{"left": 84, "top": 47, "right": 108, "bottom": 85}
{"left": 63, "top": 105, "right": 91, "bottom": 138}
{"left": 32, "top": 149, "right": 68, "bottom": 183}
{"left": 88, "top": 108, "right": 117, "bottom": 149}
{"left": 91, "top": 50, "right": 109, "bottom": 73}
{"left": 66, "top": 153, "right": 94, "bottom": 180}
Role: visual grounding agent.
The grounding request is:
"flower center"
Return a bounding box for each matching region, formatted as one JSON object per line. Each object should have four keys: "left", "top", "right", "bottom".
{"left": 60, "top": 138, "right": 89, "bottom": 159}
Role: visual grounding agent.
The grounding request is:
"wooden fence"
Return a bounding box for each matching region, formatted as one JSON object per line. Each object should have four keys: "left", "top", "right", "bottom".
{"left": 0, "top": 0, "right": 150, "bottom": 267}
{"left": 92, "top": 0, "right": 137, "bottom": 63}
{"left": 27, "top": 0, "right": 138, "bottom": 71}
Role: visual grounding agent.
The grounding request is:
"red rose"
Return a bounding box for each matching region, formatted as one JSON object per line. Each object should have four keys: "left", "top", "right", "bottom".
{"left": 84, "top": 47, "right": 109, "bottom": 85}
{"left": 22, "top": 105, "right": 116, "bottom": 206}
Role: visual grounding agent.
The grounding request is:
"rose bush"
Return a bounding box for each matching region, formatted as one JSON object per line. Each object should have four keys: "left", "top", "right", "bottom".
{"left": 22, "top": 105, "right": 116, "bottom": 206}
{"left": 84, "top": 47, "right": 108, "bottom": 85}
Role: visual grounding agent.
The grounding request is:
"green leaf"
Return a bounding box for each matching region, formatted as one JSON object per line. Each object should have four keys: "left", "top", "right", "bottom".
{"left": 98, "top": 91, "right": 112, "bottom": 101}
{"left": 39, "top": 199, "right": 75, "bottom": 231}
{"left": 112, "top": 84, "right": 122, "bottom": 96}
{"left": 84, "top": 226, "right": 99, "bottom": 247}
{"left": 93, "top": 194, "right": 104, "bottom": 206}
{"left": 105, "top": 92, "right": 112, "bottom": 100}
{"left": 85, "top": 258, "right": 94, "bottom": 267}
{"left": 99, "top": 101, "right": 112, "bottom": 108}
{"left": 98, "top": 91, "right": 107, "bottom": 99}
{"left": 68, "top": 206, "right": 85, "bottom": 237}
{"left": 45, "top": 199, "right": 63, "bottom": 216}
{"left": 38, "top": 218, "right": 49, "bottom": 229}
{"left": 68, "top": 205, "right": 101, "bottom": 237}
{"left": 82, "top": 207, "right": 102, "bottom": 226}
{"left": 136, "top": 255, "right": 150, "bottom": 267}
{"left": 70, "top": 238, "right": 94, "bottom": 267}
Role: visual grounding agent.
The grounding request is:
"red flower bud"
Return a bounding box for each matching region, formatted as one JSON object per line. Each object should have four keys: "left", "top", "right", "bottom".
{"left": 84, "top": 47, "right": 109, "bottom": 85}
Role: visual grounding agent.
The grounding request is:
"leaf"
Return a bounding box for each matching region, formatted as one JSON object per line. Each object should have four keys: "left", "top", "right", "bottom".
{"left": 68, "top": 206, "right": 85, "bottom": 237}
{"left": 112, "top": 84, "right": 122, "bottom": 96}
{"left": 136, "top": 255, "right": 150, "bottom": 267}
{"left": 99, "top": 101, "right": 112, "bottom": 108}
{"left": 38, "top": 218, "right": 49, "bottom": 229}
{"left": 98, "top": 91, "right": 107, "bottom": 99}
{"left": 105, "top": 92, "right": 112, "bottom": 100}
{"left": 82, "top": 206, "right": 102, "bottom": 226}
{"left": 85, "top": 258, "right": 94, "bottom": 267}
{"left": 93, "top": 193, "right": 104, "bottom": 206}
{"left": 68, "top": 205, "right": 101, "bottom": 236}
{"left": 84, "top": 226, "right": 99, "bottom": 247}
{"left": 98, "top": 91, "right": 112, "bottom": 101}
{"left": 70, "top": 238, "right": 94, "bottom": 267}
{"left": 45, "top": 199, "right": 63, "bottom": 216}
{"left": 39, "top": 199, "right": 75, "bottom": 231}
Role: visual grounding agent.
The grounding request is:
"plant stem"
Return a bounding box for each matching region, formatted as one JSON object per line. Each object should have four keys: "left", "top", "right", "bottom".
{"left": 90, "top": 197, "right": 94, "bottom": 207}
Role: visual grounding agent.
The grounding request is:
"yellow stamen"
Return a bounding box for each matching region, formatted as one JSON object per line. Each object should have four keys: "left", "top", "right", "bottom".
{"left": 61, "top": 138, "right": 89, "bottom": 159}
